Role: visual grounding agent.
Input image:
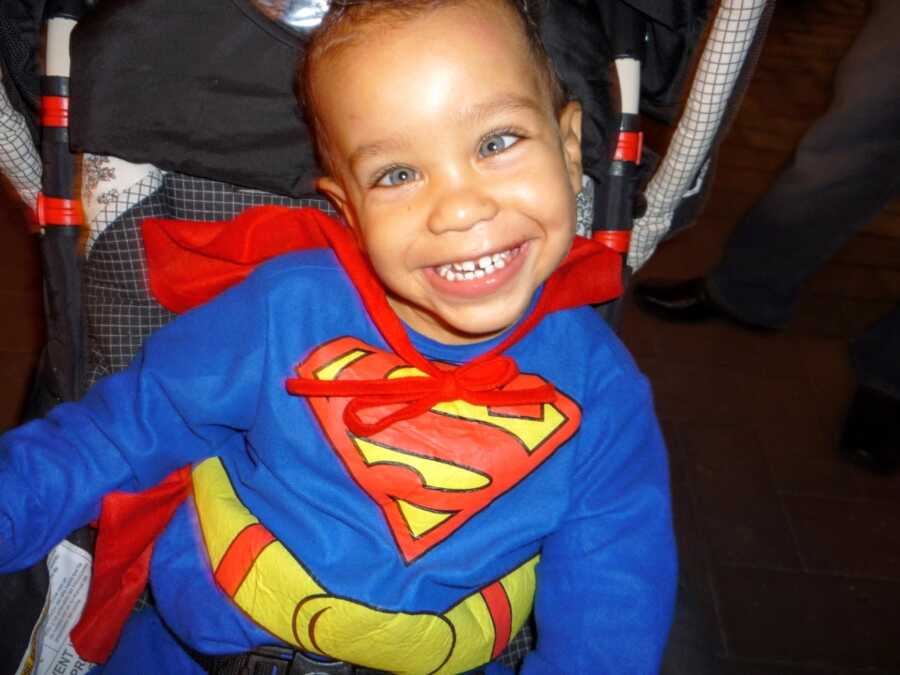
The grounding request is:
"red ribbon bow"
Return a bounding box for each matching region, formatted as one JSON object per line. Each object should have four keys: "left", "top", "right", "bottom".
{"left": 286, "top": 353, "right": 556, "bottom": 437}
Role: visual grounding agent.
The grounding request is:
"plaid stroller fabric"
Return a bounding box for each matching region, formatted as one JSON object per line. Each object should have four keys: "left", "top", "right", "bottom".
{"left": 630, "top": 0, "right": 777, "bottom": 269}
{"left": 81, "top": 171, "right": 334, "bottom": 390}
{"left": 0, "top": 78, "right": 39, "bottom": 208}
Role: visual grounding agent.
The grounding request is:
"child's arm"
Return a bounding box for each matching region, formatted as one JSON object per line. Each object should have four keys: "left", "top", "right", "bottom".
{"left": 520, "top": 371, "right": 677, "bottom": 674}
{"left": 0, "top": 267, "right": 275, "bottom": 572}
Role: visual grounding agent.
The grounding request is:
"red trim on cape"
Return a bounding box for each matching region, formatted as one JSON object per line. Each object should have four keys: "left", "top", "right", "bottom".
{"left": 72, "top": 206, "right": 622, "bottom": 662}
{"left": 70, "top": 467, "right": 191, "bottom": 661}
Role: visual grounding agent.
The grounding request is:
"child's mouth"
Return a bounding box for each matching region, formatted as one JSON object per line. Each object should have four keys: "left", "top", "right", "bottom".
{"left": 433, "top": 243, "right": 525, "bottom": 282}
{"left": 424, "top": 242, "right": 529, "bottom": 300}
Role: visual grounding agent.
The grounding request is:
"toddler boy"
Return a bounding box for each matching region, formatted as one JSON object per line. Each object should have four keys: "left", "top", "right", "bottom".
{"left": 0, "top": 0, "right": 676, "bottom": 673}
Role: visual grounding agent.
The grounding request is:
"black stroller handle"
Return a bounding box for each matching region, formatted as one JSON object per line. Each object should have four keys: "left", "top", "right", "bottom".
{"left": 32, "top": 5, "right": 89, "bottom": 410}
{"left": 594, "top": 3, "right": 647, "bottom": 262}
{"left": 603, "top": 0, "right": 649, "bottom": 62}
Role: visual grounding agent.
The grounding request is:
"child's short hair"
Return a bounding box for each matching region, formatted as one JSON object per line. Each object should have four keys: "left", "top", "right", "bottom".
{"left": 299, "top": 0, "right": 568, "bottom": 174}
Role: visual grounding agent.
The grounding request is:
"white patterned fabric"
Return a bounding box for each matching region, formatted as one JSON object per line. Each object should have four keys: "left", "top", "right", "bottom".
{"left": 576, "top": 175, "right": 595, "bottom": 239}
{"left": 628, "top": 0, "right": 771, "bottom": 270}
{"left": 0, "top": 68, "right": 40, "bottom": 209}
{"left": 80, "top": 172, "right": 334, "bottom": 392}
{"left": 81, "top": 154, "right": 164, "bottom": 255}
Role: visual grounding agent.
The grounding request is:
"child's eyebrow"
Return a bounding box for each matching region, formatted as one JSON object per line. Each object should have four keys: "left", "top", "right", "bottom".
{"left": 348, "top": 94, "right": 542, "bottom": 169}
{"left": 350, "top": 135, "right": 413, "bottom": 167}
{"left": 458, "top": 94, "right": 543, "bottom": 125}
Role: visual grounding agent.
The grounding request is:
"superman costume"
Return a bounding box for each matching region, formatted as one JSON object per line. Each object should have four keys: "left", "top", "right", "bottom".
{"left": 0, "top": 208, "right": 676, "bottom": 674}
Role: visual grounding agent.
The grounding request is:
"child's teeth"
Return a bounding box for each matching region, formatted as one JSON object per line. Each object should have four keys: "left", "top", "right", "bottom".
{"left": 437, "top": 244, "right": 520, "bottom": 282}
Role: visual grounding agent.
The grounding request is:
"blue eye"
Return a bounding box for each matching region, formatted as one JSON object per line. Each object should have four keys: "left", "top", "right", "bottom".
{"left": 479, "top": 133, "right": 520, "bottom": 158}
{"left": 376, "top": 166, "right": 416, "bottom": 187}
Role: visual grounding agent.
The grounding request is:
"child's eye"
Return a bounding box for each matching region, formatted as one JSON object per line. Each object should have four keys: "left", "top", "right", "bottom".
{"left": 478, "top": 133, "right": 520, "bottom": 158}
{"left": 375, "top": 166, "right": 417, "bottom": 187}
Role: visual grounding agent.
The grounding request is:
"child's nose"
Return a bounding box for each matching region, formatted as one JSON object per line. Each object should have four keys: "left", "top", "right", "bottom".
{"left": 427, "top": 174, "right": 499, "bottom": 234}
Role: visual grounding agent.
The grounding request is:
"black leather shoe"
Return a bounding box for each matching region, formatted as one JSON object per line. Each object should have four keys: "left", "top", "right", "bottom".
{"left": 634, "top": 277, "right": 734, "bottom": 323}
{"left": 840, "top": 386, "right": 900, "bottom": 475}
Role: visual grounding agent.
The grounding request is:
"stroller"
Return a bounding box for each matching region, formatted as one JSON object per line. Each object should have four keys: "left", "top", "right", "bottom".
{"left": 0, "top": 0, "right": 775, "bottom": 672}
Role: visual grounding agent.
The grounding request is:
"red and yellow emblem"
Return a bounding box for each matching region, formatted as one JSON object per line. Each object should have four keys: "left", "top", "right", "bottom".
{"left": 301, "top": 336, "right": 582, "bottom": 562}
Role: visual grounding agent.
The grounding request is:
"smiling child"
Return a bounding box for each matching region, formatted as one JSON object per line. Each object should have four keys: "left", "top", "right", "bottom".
{"left": 306, "top": 0, "right": 582, "bottom": 344}
{"left": 0, "top": 1, "right": 676, "bottom": 673}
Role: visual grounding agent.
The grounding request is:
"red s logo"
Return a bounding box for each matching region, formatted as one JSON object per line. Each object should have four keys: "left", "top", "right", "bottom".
{"left": 301, "top": 337, "right": 581, "bottom": 562}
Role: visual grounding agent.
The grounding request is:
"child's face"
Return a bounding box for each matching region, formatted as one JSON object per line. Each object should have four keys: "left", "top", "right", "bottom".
{"left": 314, "top": 0, "right": 583, "bottom": 344}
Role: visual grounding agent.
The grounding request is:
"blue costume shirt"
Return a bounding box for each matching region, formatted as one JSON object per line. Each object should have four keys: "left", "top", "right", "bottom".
{"left": 0, "top": 249, "right": 676, "bottom": 674}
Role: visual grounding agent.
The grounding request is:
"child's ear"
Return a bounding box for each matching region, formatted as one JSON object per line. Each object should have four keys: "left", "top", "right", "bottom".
{"left": 558, "top": 101, "right": 583, "bottom": 196}
{"left": 316, "top": 176, "right": 359, "bottom": 232}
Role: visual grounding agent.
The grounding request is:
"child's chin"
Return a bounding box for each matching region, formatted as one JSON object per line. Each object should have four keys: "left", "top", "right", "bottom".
{"left": 442, "top": 310, "right": 520, "bottom": 343}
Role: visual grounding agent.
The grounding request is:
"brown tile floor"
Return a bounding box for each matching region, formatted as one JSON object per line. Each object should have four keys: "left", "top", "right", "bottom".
{"left": 1, "top": 0, "right": 898, "bottom": 673}
{"left": 623, "top": 1, "right": 900, "bottom": 672}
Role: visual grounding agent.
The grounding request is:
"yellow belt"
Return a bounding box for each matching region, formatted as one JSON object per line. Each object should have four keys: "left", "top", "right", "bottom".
{"left": 192, "top": 457, "right": 538, "bottom": 675}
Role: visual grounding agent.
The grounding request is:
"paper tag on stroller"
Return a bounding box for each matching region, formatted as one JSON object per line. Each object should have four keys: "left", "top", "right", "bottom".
{"left": 16, "top": 541, "right": 96, "bottom": 675}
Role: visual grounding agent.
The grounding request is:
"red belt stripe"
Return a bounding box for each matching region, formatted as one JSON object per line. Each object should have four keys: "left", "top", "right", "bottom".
{"left": 480, "top": 580, "right": 513, "bottom": 659}
{"left": 214, "top": 523, "right": 277, "bottom": 597}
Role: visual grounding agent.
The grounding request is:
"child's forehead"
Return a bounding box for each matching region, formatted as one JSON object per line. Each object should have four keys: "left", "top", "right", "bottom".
{"left": 311, "top": 3, "right": 548, "bottom": 107}
{"left": 304, "top": 0, "right": 559, "bottom": 174}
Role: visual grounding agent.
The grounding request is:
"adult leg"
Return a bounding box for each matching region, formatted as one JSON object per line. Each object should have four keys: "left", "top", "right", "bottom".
{"left": 852, "top": 304, "right": 900, "bottom": 399}
{"left": 840, "top": 304, "right": 900, "bottom": 472}
{"left": 707, "top": 0, "right": 900, "bottom": 327}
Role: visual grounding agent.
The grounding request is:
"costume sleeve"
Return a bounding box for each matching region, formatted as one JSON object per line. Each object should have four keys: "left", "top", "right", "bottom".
{"left": 521, "top": 371, "right": 677, "bottom": 674}
{"left": 0, "top": 268, "right": 275, "bottom": 572}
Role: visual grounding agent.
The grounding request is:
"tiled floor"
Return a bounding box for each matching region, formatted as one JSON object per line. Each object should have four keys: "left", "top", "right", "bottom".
{"left": 622, "top": 1, "right": 900, "bottom": 672}
{"left": 1, "top": 0, "right": 898, "bottom": 673}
